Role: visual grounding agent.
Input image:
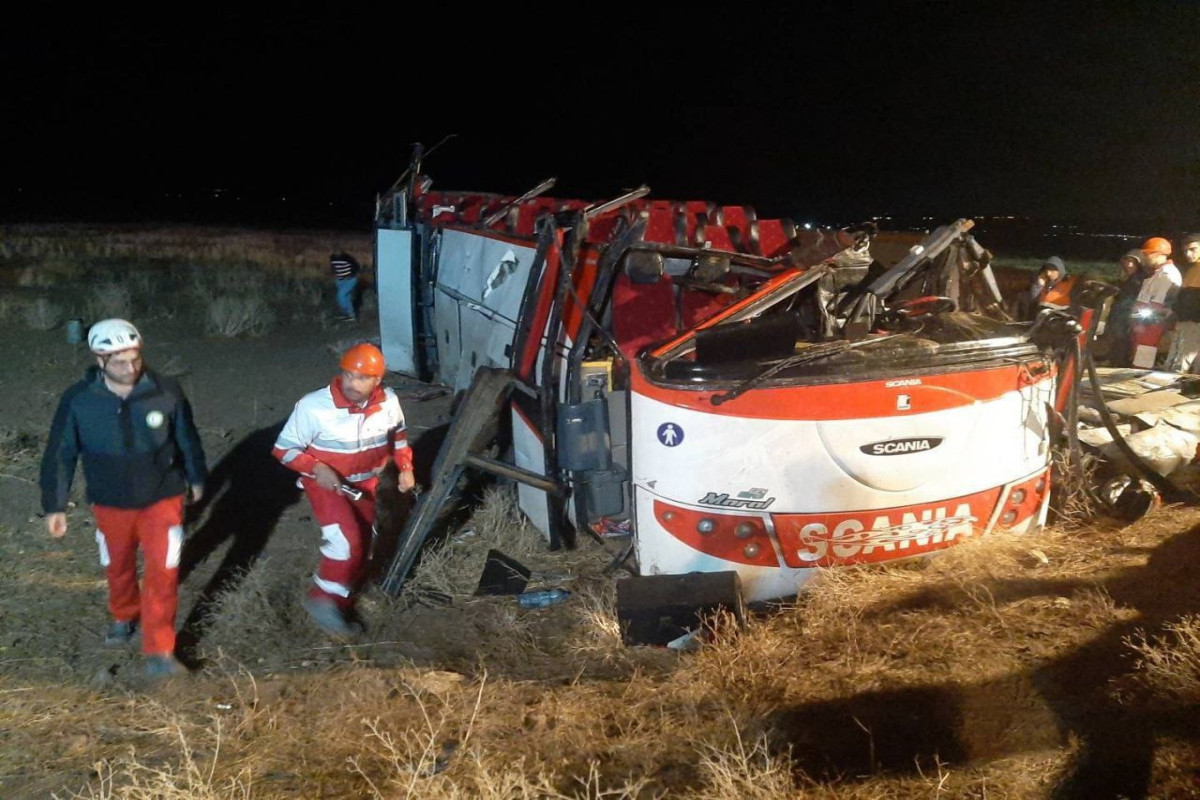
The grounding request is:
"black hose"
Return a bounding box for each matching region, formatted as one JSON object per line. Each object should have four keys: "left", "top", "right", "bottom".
{"left": 1061, "top": 333, "right": 1102, "bottom": 508}
{"left": 1082, "top": 348, "right": 1200, "bottom": 504}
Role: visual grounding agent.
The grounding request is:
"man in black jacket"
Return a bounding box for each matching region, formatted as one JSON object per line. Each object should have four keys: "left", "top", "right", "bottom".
{"left": 40, "top": 319, "right": 207, "bottom": 677}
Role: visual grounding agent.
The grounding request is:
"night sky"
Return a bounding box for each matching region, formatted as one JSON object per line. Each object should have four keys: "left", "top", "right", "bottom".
{"left": 4, "top": 3, "right": 1199, "bottom": 235}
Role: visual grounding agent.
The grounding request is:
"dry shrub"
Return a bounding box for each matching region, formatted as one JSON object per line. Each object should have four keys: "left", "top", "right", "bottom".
{"left": 563, "top": 576, "right": 625, "bottom": 659}
{"left": 1049, "top": 446, "right": 1104, "bottom": 526}
{"left": 370, "top": 482, "right": 643, "bottom": 679}
{"left": 127, "top": 268, "right": 165, "bottom": 298}
{"left": 22, "top": 297, "right": 64, "bottom": 330}
{"left": 67, "top": 725, "right": 254, "bottom": 800}
{"left": 272, "top": 277, "right": 324, "bottom": 310}
{"left": 404, "top": 482, "right": 553, "bottom": 600}
{"left": 678, "top": 523, "right": 1132, "bottom": 735}
{"left": 1125, "top": 614, "right": 1200, "bottom": 704}
{"left": 85, "top": 282, "right": 133, "bottom": 321}
{"left": 198, "top": 559, "right": 309, "bottom": 664}
{"left": 205, "top": 295, "right": 276, "bottom": 337}
{"left": 351, "top": 691, "right": 655, "bottom": 800}
{"left": 217, "top": 270, "right": 270, "bottom": 295}
{"left": 689, "top": 727, "right": 795, "bottom": 800}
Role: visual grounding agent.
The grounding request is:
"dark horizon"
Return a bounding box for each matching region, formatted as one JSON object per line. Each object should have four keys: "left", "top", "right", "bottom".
{"left": 0, "top": 169, "right": 1186, "bottom": 236}
{"left": 4, "top": 3, "right": 1198, "bottom": 262}
{"left": 0, "top": 185, "right": 1163, "bottom": 265}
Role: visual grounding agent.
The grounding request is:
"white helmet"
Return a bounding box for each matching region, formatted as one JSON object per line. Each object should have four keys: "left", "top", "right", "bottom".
{"left": 88, "top": 319, "right": 142, "bottom": 354}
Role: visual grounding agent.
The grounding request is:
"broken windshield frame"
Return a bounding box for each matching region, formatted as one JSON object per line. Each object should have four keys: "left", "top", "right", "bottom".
{"left": 638, "top": 261, "right": 1041, "bottom": 390}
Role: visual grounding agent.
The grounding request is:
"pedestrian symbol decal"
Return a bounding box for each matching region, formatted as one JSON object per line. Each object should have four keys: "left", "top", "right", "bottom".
{"left": 657, "top": 422, "right": 683, "bottom": 447}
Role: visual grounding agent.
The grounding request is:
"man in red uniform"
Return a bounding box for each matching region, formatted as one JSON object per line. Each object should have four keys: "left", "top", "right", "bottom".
{"left": 40, "top": 319, "right": 208, "bottom": 677}
{"left": 272, "top": 343, "right": 414, "bottom": 636}
{"left": 1130, "top": 237, "right": 1182, "bottom": 368}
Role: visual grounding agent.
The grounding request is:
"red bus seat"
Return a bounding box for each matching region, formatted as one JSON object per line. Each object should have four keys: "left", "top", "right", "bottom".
{"left": 612, "top": 252, "right": 678, "bottom": 358}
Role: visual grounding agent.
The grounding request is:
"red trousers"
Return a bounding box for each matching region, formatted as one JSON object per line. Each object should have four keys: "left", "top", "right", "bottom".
{"left": 301, "top": 478, "right": 377, "bottom": 609}
{"left": 92, "top": 495, "right": 185, "bottom": 656}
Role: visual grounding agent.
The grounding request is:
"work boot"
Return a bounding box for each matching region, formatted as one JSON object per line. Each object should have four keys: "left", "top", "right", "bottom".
{"left": 144, "top": 654, "right": 188, "bottom": 677}
{"left": 303, "top": 596, "right": 364, "bottom": 638}
{"left": 103, "top": 619, "right": 138, "bottom": 647}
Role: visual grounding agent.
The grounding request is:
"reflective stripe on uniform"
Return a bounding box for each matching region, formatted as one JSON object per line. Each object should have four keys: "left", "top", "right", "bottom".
{"left": 313, "top": 574, "right": 351, "bottom": 597}
{"left": 166, "top": 525, "right": 183, "bottom": 568}
{"left": 319, "top": 523, "right": 351, "bottom": 561}
{"left": 96, "top": 529, "right": 110, "bottom": 567}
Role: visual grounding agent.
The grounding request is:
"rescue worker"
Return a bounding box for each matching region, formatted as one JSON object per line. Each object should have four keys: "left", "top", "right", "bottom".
{"left": 39, "top": 319, "right": 207, "bottom": 677}
{"left": 1033, "top": 256, "right": 1073, "bottom": 313}
{"left": 1165, "top": 233, "right": 1200, "bottom": 372}
{"left": 272, "top": 343, "right": 414, "bottom": 637}
{"left": 1015, "top": 257, "right": 1068, "bottom": 321}
{"left": 1129, "top": 237, "right": 1182, "bottom": 368}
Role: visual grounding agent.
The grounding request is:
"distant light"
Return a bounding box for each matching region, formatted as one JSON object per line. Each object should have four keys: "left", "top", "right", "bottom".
{"left": 804, "top": 222, "right": 812, "bottom": 230}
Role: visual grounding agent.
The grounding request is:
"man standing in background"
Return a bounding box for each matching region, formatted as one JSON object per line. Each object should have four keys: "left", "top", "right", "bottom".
{"left": 331, "top": 250, "right": 361, "bottom": 322}
{"left": 272, "top": 343, "right": 414, "bottom": 637}
{"left": 1104, "top": 250, "right": 1146, "bottom": 367}
{"left": 40, "top": 319, "right": 207, "bottom": 677}
{"left": 1130, "top": 237, "right": 1182, "bottom": 368}
{"left": 1165, "top": 233, "right": 1200, "bottom": 372}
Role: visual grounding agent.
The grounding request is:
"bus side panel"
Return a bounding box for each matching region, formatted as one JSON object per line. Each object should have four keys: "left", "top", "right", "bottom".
{"left": 376, "top": 229, "right": 417, "bottom": 376}
{"left": 436, "top": 230, "right": 540, "bottom": 391}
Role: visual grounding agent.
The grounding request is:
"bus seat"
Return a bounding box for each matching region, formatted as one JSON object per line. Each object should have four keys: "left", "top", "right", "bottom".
{"left": 612, "top": 251, "right": 678, "bottom": 357}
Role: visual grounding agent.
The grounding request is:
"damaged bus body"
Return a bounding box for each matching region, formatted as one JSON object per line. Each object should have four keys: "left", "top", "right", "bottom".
{"left": 374, "top": 151, "right": 1086, "bottom": 603}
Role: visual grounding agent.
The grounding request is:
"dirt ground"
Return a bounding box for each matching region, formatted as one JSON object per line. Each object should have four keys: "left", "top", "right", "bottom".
{"left": 2, "top": 244, "right": 1200, "bottom": 799}
{"left": 0, "top": 296, "right": 641, "bottom": 796}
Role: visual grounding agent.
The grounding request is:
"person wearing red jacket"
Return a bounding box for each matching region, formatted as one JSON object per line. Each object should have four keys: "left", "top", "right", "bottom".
{"left": 272, "top": 343, "right": 414, "bottom": 636}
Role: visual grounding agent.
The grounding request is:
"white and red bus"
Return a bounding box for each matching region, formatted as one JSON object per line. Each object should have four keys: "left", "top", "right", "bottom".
{"left": 375, "top": 151, "right": 1083, "bottom": 602}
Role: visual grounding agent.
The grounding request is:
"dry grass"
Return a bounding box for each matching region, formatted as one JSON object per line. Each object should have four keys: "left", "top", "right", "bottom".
{"left": 0, "top": 225, "right": 371, "bottom": 277}
{"left": 0, "top": 226, "right": 339, "bottom": 335}
{"left": 6, "top": 227, "right": 1200, "bottom": 798}
{"left": 66, "top": 723, "right": 254, "bottom": 800}
{"left": 204, "top": 295, "right": 277, "bottom": 337}
{"left": 196, "top": 561, "right": 310, "bottom": 668}
{"left": 11, "top": 478, "right": 1200, "bottom": 799}
{"left": 1126, "top": 614, "right": 1200, "bottom": 704}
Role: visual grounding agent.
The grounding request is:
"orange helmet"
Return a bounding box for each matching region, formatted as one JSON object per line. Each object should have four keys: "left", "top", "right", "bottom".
{"left": 340, "top": 343, "right": 386, "bottom": 377}
{"left": 1142, "top": 237, "right": 1173, "bottom": 256}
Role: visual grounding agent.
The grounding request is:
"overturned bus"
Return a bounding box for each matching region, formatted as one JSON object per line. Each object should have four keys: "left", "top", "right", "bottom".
{"left": 373, "top": 146, "right": 1087, "bottom": 603}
